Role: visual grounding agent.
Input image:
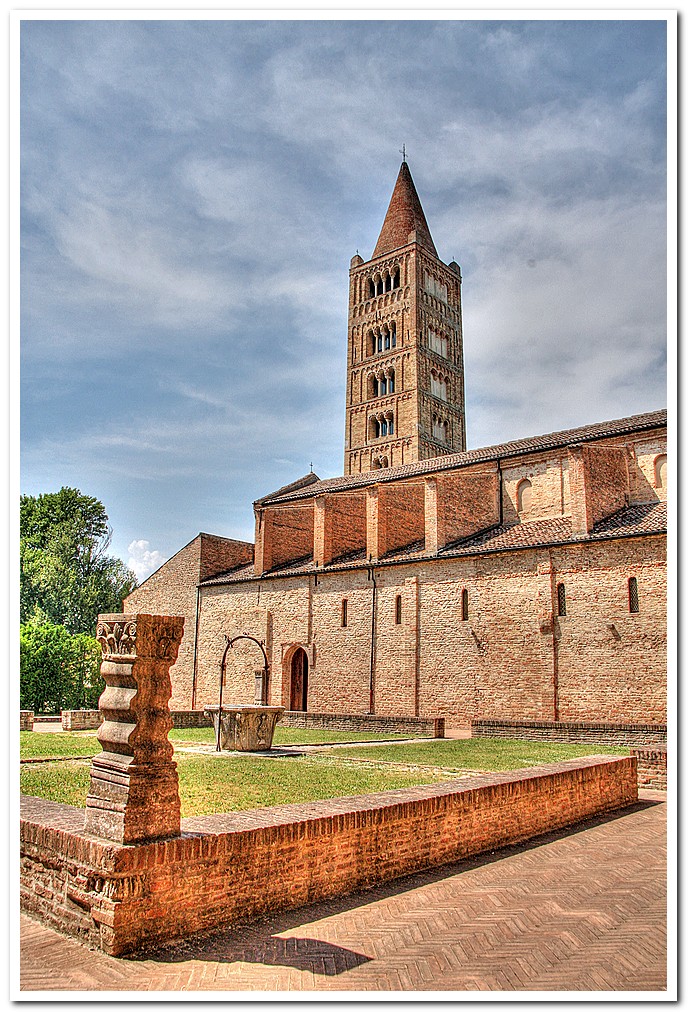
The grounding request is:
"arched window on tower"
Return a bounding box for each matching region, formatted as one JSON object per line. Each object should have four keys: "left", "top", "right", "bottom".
{"left": 387, "top": 413, "right": 395, "bottom": 435}
{"left": 380, "top": 375, "right": 387, "bottom": 396}
{"left": 392, "top": 268, "right": 400, "bottom": 290}
{"left": 391, "top": 322, "right": 397, "bottom": 347}
{"left": 388, "top": 369, "right": 395, "bottom": 394}
{"left": 517, "top": 479, "right": 532, "bottom": 514}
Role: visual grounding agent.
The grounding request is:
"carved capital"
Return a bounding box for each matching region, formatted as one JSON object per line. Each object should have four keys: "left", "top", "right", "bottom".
{"left": 96, "top": 615, "right": 137, "bottom": 658}
{"left": 96, "top": 613, "right": 184, "bottom": 663}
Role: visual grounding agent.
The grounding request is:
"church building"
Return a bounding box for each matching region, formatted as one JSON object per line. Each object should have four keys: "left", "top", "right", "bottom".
{"left": 125, "top": 162, "right": 667, "bottom": 727}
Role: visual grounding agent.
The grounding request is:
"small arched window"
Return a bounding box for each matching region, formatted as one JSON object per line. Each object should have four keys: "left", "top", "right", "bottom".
{"left": 388, "top": 370, "right": 395, "bottom": 394}
{"left": 380, "top": 376, "right": 387, "bottom": 396}
{"left": 391, "top": 322, "right": 397, "bottom": 347}
{"left": 388, "top": 415, "right": 395, "bottom": 435}
{"left": 557, "top": 583, "right": 567, "bottom": 617}
{"left": 461, "top": 588, "right": 469, "bottom": 622}
{"left": 380, "top": 418, "right": 388, "bottom": 436}
{"left": 628, "top": 577, "right": 639, "bottom": 614}
{"left": 341, "top": 599, "right": 348, "bottom": 628}
{"left": 517, "top": 479, "right": 532, "bottom": 514}
{"left": 654, "top": 455, "right": 667, "bottom": 489}
{"left": 395, "top": 595, "right": 402, "bottom": 625}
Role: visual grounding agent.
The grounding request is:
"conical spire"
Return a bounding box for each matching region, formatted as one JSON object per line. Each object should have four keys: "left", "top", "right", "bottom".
{"left": 372, "top": 161, "right": 438, "bottom": 259}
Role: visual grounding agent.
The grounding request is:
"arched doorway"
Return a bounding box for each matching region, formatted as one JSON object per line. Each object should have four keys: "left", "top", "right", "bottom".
{"left": 289, "top": 648, "right": 309, "bottom": 711}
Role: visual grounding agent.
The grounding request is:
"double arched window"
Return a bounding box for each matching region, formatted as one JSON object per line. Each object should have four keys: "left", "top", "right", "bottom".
{"left": 432, "top": 414, "right": 449, "bottom": 443}
{"left": 373, "top": 455, "right": 390, "bottom": 470}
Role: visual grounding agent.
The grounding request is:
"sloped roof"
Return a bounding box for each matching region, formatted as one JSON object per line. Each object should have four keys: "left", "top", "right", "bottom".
{"left": 372, "top": 161, "right": 438, "bottom": 259}
{"left": 256, "top": 408, "right": 667, "bottom": 507}
{"left": 200, "top": 501, "right": 666, "bottom": 587}
{"left": 255, "top": 472, "right": 320, "bottom": 505}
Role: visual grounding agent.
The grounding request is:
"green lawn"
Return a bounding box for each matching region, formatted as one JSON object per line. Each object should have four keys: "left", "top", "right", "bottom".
{"left": 19, "top": 731, "right": 101, "bottom": 759}
{"left": 319, "top": 737, "right": 627, "bottom": 771}
{"left": 169, "top": 726, "right": 422, "bottom": 747}
{"left": 19, "top": 753, "right": 457, "bottom": 817}
{"left": 20, "top": 733, "right": 628, "bottom": 818}
{"left": 19, "top": 726, "right": 423, "bottom": 760}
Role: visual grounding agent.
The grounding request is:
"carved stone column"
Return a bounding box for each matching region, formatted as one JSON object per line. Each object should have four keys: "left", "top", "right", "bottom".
{"left": 84, "top": 613, "right": 184, "bottom": 845}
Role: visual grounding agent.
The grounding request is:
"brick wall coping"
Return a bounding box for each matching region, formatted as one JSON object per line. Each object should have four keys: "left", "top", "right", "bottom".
{"left": 21, "top": 754, "right": 628, "bottom": 857}
{"left": 472, "top": 719, "right": 667, "bottom": 733}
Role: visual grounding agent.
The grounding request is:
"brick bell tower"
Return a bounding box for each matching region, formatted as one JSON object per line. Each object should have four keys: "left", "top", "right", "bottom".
{"left": 344, "top": 160, "right": 466, "bottom": 476}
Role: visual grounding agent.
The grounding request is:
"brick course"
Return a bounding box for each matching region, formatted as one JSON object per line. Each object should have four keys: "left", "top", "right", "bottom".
{"left": 630, "top": 746, "right": 667, "bottom": 790}
{"left": 471, "top": 719, "right": 667, "bottom": 746}
{"left": 20, "top": 754, "right": 637, "bottom": 956}
{"left": 280, "top": 711, "right": 444, "bottom": 736}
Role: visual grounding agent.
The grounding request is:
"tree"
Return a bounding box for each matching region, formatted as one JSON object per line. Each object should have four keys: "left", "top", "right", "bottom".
{"left": 20, "top": 487, "right": 137, "bottom": 634}
{"left": 20, "top": 621, "right": 103, "bottom": 712}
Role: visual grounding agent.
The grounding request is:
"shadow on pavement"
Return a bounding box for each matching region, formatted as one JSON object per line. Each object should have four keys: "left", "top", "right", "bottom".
{"left": 130, "top": 797, "right": 663, "bottom": 971}
{"left": 130, "top": 933, "right": 371, "bottom": 975}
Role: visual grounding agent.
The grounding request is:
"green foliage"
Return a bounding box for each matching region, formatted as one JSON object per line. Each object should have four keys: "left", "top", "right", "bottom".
{"left": 20, "top": 622, "right": 104, "bottom": 713}
{"left": 20, "top": 486, "right": 137, "bottom": 634}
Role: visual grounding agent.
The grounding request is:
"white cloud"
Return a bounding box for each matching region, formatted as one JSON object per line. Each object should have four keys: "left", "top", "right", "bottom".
{"left": 127, "top": 540, "right": 167, "bottom": 583}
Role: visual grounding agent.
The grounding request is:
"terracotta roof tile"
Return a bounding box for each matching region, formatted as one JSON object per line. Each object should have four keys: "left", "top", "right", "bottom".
{"left": 257, "top": 409, "right": 667, "bottom": 507}
{"left": 372, "top": 161, "right": 438, "bottom": 259}
{"left": 200, "top": 501, "right": 666, "bottom": 586}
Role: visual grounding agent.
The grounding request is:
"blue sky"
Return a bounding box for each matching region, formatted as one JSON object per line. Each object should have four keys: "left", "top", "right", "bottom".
{"left": 20, "top": 18, "right": 668, "bottom": 581}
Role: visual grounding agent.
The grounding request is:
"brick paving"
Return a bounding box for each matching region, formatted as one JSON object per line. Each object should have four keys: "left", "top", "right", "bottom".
{"left": 19, "top": 790, "right": 668, "bottom": 995}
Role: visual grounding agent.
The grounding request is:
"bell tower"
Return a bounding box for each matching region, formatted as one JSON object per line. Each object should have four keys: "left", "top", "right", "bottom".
{"left": 344, "top": 161, "right": 466, "bottom": 476}
{"left": 344, "top": 159, "right": 467, "bottom": 475}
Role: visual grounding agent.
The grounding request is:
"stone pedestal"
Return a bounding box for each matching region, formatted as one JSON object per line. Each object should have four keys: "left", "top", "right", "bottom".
{"left": 84, "top": 613, "right": 185, "bottom": 845}
{"left": 205, "top": 705, "right": 284, "bottom": 751}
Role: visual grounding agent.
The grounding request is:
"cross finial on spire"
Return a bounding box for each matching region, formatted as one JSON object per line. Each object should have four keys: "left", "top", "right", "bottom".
{"left": 400, "top": 144, "right": 407, "bottom": 163}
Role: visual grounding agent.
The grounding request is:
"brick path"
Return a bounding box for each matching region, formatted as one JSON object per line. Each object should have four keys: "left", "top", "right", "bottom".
{"left": 19, "top": 792, "right": 667, "bottom": 994}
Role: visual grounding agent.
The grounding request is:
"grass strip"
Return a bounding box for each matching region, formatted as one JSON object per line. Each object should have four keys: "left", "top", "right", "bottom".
{"left": 318, "top": 737, "right": 628, "bottom": 771}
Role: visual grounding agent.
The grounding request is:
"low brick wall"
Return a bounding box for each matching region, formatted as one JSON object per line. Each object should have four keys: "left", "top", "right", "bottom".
{"left": 20, "top": 755, "right": 636, "bottom": 956}
{"left": 170, "top": 710, "right": 213, "bottom": 729}
{"left": 60, "top": 710, "right": 213, "bottom": 731}
{"left": 281, "top": 711, "right": 445, "bottom": 738}
{"left": 20, "top": 711, "right": 34, "bottom": 731}
{"left": 471, "top": 719, "right": 667, "bottom": 747}
{"left": 61, "top": 710, "right": 102, "bottom": 731}
{"left": 631, "top": 747, "right": 667, "bottom": 790}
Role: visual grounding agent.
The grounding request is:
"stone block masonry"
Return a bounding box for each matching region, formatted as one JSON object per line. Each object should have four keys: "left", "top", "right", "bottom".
{"left": 20, "top": 755, "right": 636, "bottom": 956}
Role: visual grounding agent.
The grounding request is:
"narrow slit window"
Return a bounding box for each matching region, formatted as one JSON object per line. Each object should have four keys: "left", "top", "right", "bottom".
{"left": 628, "top": 577, "right": 639, "bottom": 613}
{"left": 341, "top": 599, "right": 348, "bottom": 627}
{"left": 461, "top": 588, "right": 469, "bottom": 622}
{"left": 395, "top": 595, "right": 402, "bottom": 625}
{"left": 557, "top": 583, "right": 567, "bottom": 617}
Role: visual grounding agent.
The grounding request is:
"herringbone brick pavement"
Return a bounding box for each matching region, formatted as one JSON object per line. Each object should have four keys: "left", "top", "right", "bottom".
{"left": 19, "top": 794, "right": 668, "bottom": 994}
